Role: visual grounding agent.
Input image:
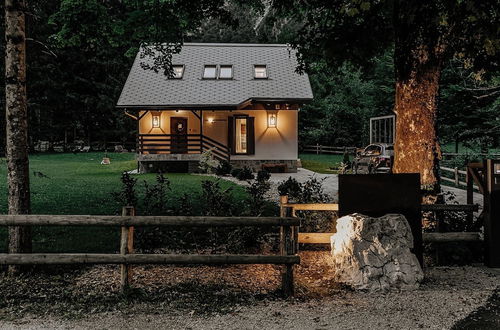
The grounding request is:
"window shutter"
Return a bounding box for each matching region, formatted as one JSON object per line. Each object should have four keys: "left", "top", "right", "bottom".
{"left": 228, "top": 116, "right": 235, "bottom": 155}
{"left": 247, "top": 117, "right": 255, "bottom": 155}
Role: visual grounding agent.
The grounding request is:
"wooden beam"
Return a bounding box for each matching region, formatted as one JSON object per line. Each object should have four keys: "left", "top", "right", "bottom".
{"left": 421, "top": 204, "right": 479, "bottom": 212}
{"left": 423, "top": 232, "right": 482, "bottom": 243}
{"left": 0, "top": 254, "right": 301, "bottom": 265}
{"left": 298, "top": 232, "right": 333, "bottom": 244}
{"left": 283, "top": 203, "right": 339, "bottom": 211}
{"left": 0, "top": 215, "right": 300, "bottom": 227}
{"left": 124, "top": 110, "right": 138, "bottom": 120}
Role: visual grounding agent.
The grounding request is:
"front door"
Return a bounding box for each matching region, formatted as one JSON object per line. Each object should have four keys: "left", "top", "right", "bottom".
{"left": 170, "top": 117, "right": 188, "bottom": 154}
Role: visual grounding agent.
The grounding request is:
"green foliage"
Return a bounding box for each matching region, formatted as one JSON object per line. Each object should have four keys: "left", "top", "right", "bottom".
{"left": 114, "top": 172, "right": 138, "bottom": 207}
{"left": 198, "top": 149, "right": 220, "bottom": 174}
{"left": 245, "top": 177, "right": 271, "bottom": 216}
{"left": 200, "top": 179, "right": 234, "bottom": 216}
{"left": 235, "top": 166, "right": 254, "bottom": 181}
{"left": 256, "top": 170, "right": 270, "bottom": 182}
{"left": 141, "top": 173, "right": 172, "bottom": 216}
{"left": 215, "top": 160, "right": 232, "bottom": 176}
{"left": 277, "top": 177, "right": 302, "bottom": 199}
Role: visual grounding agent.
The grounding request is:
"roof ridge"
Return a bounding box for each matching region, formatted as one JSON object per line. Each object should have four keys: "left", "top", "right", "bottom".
{"left": 182, "top": 42, "right": 289, "bottom": 47}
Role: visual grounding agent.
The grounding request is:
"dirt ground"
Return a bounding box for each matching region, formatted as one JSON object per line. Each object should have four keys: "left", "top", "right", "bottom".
{"left": 1, "top": 250, "right": 499, "bottom": 330}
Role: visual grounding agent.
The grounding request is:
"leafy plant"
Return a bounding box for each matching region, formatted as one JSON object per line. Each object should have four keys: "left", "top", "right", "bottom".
{"left": 215, "top": 160, "right": 232, "bottom": 176}
{"left": 277, "top": 177, "right": 301, "bottom": 199}
{"left": 256, "top": 169, "right": 270, "bottom": 182}
{"left": 235, "top": 166, "right": 254, "bottom": 181}
{"left": 200, "top": 179, "right": 234, "bottom": 216}
{"left": 113, "top": 172, "right": 138, "bottom": 207}
{"left": 141, "top": 173, "right": 172, "bottom": 216}
{"left": 231, "top": 168, "right": 242, "bottom": 178}
{"left": 198, "top": 149, "right": 220, "bottom": 174}
{"left": 245, "top": 179, "right": 271, "bottom": 216}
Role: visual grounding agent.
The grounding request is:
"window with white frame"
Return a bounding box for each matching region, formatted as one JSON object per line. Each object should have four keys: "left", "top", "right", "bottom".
{"left": 171, "top": 65, "right": 184, "bottom": 79}
{"left": 254, "top": 65, "right": 268, "bottom": 79}
{"left": 203, "top": 65, "right": 217, "bottom": 79}
{"left": 219, "top": 65, "right": 233, "bottom": 79}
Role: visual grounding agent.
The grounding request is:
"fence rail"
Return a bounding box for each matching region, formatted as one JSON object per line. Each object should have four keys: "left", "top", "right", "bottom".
{"left": 440, "top": 166, "right": 479, "bottom": 190}
{"left": 0, "top": 210, "right": 300, "bottom": 296}
{"left": 302, "top": 144, "right": 357, "bottom": 155}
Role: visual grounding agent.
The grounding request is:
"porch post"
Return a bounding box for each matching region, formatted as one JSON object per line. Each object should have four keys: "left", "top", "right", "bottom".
{"left": 200, "top": 110, "right": 203, "bottom": 153}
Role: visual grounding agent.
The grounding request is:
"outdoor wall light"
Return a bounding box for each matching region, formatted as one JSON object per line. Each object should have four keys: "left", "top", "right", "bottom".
{"left": 152, "top": 114, "right": 160, "bottom": 128}
{"left": 207, "top": 117, "right": 215, "bottom": 124}
{"left": 267, "top": 112, "right": 277, "bottom": 128}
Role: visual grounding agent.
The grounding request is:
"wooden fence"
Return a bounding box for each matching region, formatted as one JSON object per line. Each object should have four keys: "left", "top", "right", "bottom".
{"left": 279, "top": 195, "right": 480, "bottom": 245}
{"left": 302, "top": 144, "right": 357, "bottom": 155}
{"left": 0, "top": 208, "right": 300, "bottom": 297}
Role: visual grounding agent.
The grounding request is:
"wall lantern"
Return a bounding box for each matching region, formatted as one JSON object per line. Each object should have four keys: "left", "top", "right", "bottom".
{"left": 267, "top": 112, "right": 278, "bottom": 128}
{"left": 152, "top": 113, "right": 161, "bottom": 128}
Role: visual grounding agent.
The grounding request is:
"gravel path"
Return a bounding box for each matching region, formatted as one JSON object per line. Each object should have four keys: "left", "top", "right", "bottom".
{"left": 2, "top": 266, "right": 499, "bottom": 330}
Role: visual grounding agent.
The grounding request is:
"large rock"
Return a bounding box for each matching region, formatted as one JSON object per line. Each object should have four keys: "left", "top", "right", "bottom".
{"left": 330, "top": 213, "right": 423, "bottom": 291}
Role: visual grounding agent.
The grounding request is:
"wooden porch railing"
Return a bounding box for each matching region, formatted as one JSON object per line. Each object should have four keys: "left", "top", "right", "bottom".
{"left": 137, "top": 134, "right": 230, "bottom": 162}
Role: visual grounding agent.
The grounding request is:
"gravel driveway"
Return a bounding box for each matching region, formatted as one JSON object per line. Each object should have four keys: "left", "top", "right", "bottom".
{"left": 2, "top": 266, "right": 499, "bottom": 330}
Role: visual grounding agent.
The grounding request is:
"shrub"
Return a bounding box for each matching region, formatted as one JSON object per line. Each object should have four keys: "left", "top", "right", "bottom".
{"left": 200, "top": 179, "right": 234, "bottom": 216}
{"left": 215, "top": 160, "right": 232, "bottom": 176}
{"left": 141, "top": 173, "right": 172, "bottom": 216}
{"left": 198, "top": 148, "right": 220, "bottom": 173}
{"left": 277, "top": 177, "right": 301, "bottom": 199}
{"left": 113, "top": 171, "right": 138, "bottom": 207}
{"left": 256, "top": 169, "right": 270, "bottom": 182}
{"left": 231, "top": 168, "right": 242, "bottom": 178}
{"left": 245, "top": 179, "right": 271, "bottom": 216}
{"left": 235, "top": 166, "right": 254, "bottom": 181}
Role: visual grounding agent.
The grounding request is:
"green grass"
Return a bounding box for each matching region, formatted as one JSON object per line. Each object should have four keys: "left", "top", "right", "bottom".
{"left": 0, "top": 152, "right": 246, "bottom": 253}
{"left": 299, "top": 153, "right": 344, "bottom": 174}
{"left": 441, "top": 143, "right": 500, "bottom": 154}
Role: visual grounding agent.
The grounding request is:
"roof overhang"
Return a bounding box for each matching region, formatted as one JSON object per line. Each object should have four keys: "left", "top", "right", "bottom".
{"left": 116, "top": 97, "right": 313, "bottom": 111}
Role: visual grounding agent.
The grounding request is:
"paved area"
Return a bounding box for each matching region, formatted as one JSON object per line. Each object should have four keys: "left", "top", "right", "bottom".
{"left": 268, "top": 168, "right": 483, "bottom": 208}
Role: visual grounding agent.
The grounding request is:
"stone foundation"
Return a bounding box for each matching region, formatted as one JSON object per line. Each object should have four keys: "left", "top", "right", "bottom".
{"left": 230, "top": 159, "right": 298, "bottom": 172}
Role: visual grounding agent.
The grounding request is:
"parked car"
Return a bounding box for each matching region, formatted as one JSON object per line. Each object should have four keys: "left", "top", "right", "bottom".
{"left": 353, "top": 143, "right": 394, "bottom": 174}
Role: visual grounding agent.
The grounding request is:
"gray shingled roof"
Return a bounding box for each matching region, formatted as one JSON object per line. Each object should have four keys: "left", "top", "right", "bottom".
{"left": 116, "top": 43, "right": 313, "bottom": 109}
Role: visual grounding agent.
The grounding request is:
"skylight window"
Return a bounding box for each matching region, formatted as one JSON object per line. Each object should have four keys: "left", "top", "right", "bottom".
{"left": 219, "top": 65, "right": 233, "bottom": 79}
{"left": 171, "top": 65, "right": 184, "bottom": 79}
{"left": 254, "top": 65, "right": 268, "bottom": 79}
{"left": 203, "top": 65, "right": 217, "bottom": 79}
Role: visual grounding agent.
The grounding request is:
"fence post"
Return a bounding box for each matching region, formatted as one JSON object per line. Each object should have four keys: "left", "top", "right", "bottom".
{"left": 316, "top": 143, "right": 319, "bottom": 155}
{"left": 454, "top": 167, "right": 459, "bottom": 186}
{"left": 120, "top": 206, "right": 135, "bottom": 292}
{"left": 466, "top": 166, "right": 474, "bottom": 230}
{"left": 279, "top": 196, "right": 296, "bottom": 297}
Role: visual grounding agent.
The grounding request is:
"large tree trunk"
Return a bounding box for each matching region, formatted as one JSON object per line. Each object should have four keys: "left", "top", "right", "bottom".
{"left": 392, "top": 63, "right": 442, "bottom": 192}
{"left": 392, "top": 1, "right": 445, "bottom": 194}
{"left": 5, "top": 0, "right": 32, "bottom": 266}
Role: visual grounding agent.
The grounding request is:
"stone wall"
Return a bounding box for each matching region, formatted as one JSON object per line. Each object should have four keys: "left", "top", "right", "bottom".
{"left": 230, "top": 159, "right": 298, "bottom": 172}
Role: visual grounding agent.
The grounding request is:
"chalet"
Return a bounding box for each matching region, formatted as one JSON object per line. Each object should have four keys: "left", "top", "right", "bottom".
{"left": 117, "top": 43, "right": 313, "bottom": 173}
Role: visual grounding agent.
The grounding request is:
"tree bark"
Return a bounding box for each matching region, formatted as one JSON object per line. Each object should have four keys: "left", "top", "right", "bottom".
{"left": 392, "top": 63, "right": 442, "bottom": 192}
{"left": 5, "top": 0, "right": 32, "bottom": 265}
{"left": 392, "top": 1, "right": 445, "bottom": 193}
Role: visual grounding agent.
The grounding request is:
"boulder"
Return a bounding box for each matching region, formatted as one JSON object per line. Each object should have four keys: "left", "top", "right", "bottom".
{"left": 330, "top": 213, "right": 423, "bottom": 291}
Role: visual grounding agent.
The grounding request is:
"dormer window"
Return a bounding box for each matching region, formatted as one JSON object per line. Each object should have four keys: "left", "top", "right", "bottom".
{"left": 203, "top": 65, "right": 217, "bottom": 79}
{"left": 171, "top": 65, "right": 184, "bottom": 79}
{"left": 219, "top": 65, "right": 233, "bottom": 79}
{"left": 254, "top": 65, "right": 268, "bottom": 79}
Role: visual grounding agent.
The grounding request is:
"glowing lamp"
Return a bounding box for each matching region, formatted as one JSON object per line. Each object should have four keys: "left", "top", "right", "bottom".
{"left": 268, "top": 112, "right": 277, "bottom": 128}
{"left": 152, "top": 114, "right": 160, "bottom": 128}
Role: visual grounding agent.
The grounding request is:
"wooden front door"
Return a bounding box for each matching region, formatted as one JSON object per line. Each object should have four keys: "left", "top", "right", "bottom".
{"left": 170, "top": 117, "right": 188, "bottom": 153}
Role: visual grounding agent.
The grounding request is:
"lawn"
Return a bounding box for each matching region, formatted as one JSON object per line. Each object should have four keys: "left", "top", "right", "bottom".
{"left": 0, "top": 152, "right": 246, "bottom": 253}
{"left": 299, "top": 153, "right": 345, "bottom": 173}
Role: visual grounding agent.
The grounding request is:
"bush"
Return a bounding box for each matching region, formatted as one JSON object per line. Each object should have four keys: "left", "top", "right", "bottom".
{"left": 235, "top": 166, "right": 254, "bottom": 181}
{"left": 113, "top": 171, "right": 138, "bottom": 207}
{"left": 200, "top": 179, "right": 234, "bottom": 216}
{"left": 231, "top": 168, "right": 242, "bottom": 178}
{"left": 198, "top": 148, "right": 220, "bottom": 173}
{"left": 256, "top": 169, "right": 270, "bottom": 182}
{"left": 245, "top": 179, "right": 271, "bottom": 216}
{"left": 215, "top": 160, "right": 232, "bottom": 176}
{"left": 277, "top": 177, "right": 301, "bottom": 199}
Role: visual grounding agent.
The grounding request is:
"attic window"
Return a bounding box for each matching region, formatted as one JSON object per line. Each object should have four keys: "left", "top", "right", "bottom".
{"left": 219, "top": 65, "right": 233, "bottom": 79}
{"left": 203, "top": 65, "right": 217, "bottom": 79}
{"left": 171, "top": 65, "right": 184, "bottom": 79}
{"left": 254, "top": 65, "right": 268, "bottom": 79}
